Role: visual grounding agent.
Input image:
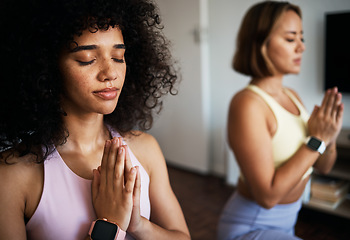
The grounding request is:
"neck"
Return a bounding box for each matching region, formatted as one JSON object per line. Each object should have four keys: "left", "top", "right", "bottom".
{"left": 59, "top": 113, "right": 110, "bottom": 153}
{"left": 250, "top": 74, "right": 284, "bottom": 96}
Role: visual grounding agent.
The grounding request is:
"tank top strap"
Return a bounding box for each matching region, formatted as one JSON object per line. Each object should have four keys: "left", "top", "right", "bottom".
{"left": 246, "top": 84, "right": 308, "bottom": 121}
{"left": 246, "top": 84, "right": 283, "bottom": 118}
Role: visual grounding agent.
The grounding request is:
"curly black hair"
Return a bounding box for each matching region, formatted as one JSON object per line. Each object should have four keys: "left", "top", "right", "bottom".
{"left": 0, "top": 0, "right": 178, "bottom": 162}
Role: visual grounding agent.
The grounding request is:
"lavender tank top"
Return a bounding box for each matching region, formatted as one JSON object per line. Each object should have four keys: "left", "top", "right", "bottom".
{"left": 26, "top": 128, "right": 151, "bottom": 240}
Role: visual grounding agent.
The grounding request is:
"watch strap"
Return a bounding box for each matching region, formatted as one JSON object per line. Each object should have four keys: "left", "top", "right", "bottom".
{"left": 88, "top": 220, "right": 96, "bottom": 237}
{"left": 116, "top": 229, "right": 126, "bottom": 240}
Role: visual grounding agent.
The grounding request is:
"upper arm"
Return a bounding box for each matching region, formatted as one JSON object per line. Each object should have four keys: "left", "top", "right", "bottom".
{"left": 127, "top": 133, "right": 189, "bottom": 235}
{"left": 0, "top": 162, "right": 28, "bottom": 239}
{"left": 0, "top": 153, "right": 43, "bottom": 240}
{"left": 228, "top": 92, "right": 276, "bottom": 198}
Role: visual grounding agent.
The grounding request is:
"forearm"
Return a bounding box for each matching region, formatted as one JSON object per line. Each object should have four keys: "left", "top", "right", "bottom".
{"left": 253, "top": 141, "right": 338, "bottom": 208}
{"left": 259, "top": 144, "right": 320, "bottom": 206}
{"left": 275, "top": 145, "right": 317, "bottom": 182}
{"left": 128, "top": 217, "right": 190, "bottom": 240}
{"left": 274, "top": 139, "right": 339, "bottom": 188}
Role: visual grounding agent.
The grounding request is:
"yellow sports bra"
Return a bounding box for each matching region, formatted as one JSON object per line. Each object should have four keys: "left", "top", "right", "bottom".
{"left": 241, "top": 85, "right": 313, "bottom": 179}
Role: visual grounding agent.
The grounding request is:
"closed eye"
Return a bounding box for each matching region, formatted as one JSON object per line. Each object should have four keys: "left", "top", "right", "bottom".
{"left": 113, "top": 58, "right": 125, "bottom": 63}
{"left": 286, "top": 37, "right": 304, "bottom": 43}
{"left": 77, "top": 59, "right": 95, "bottom": 66}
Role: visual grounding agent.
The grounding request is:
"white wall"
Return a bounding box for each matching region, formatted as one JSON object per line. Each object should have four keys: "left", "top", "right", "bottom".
{"left": 209, "top": 0, "right": 350, "bottom": 177}
{"left": 150, "top": 0, "right": 211, "bottom": 173}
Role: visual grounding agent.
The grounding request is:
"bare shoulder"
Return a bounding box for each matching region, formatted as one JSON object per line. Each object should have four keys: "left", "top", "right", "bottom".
{"left": 124, "top": 131, "right": 161, "bottom": 158}
{"left": 125, "top": 131, "right": 159, "bottom": 149}
{"left": 124, "top": 131, "right": 164, "bottom": 176}
{"left": 228, "top": 88, "right": 273, "bottom": 146}
{"left": 0, "top": 150, "right": 42, "bottom": 184}
{"left": 0, "top": 150, "right": 43, "bottom": 219}
{"left": 0, "top": 151, "right": 43, "bottom": 238}
{"left": 229, "top": 88, "right": 268, "bottom": 119}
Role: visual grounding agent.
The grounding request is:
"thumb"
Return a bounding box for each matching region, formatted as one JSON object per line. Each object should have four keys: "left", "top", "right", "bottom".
{"left": 312, "top": 105, "right": 320, "bottom": 115}
{"left": 309, "top": 105, "right": 319, "bottom": 121}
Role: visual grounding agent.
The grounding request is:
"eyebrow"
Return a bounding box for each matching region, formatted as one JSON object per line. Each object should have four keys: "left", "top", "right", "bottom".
{"left": 285, "top": 31, "right": 303, "bottom": 35}
{"left": 70, "top": 44, "right": 126, "bottom": 53}
{"left": 114, "top": 44, "right": 126, "bottom": 49}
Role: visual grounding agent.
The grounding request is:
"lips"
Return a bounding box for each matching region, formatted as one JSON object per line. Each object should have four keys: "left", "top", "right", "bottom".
{"left": 294, "top": 58, "right": 302, "bottom": 65}
{"left": 93, "top": 88, "right": 119, "bottom": 100}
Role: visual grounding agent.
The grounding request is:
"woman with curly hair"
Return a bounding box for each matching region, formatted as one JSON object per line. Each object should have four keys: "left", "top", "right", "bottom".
{"left": 0, "top": 0, "right": 190, "bottom": 239}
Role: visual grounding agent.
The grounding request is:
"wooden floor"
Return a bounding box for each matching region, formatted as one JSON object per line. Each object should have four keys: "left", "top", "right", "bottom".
{"left": 168, "top": 166, "right": 350, "bottom": 240}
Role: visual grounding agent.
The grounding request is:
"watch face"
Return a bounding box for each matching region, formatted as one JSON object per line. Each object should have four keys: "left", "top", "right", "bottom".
{"left": 308, "top": 137, "right": 322, "bottom": 150}
{"left": 91, "top": 220, "right": 118, "bottom": 240}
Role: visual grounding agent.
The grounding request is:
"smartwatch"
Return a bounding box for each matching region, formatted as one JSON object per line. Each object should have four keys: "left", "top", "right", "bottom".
{"left": 89, "top": 218, "right": 126, "bottom": 240}
{"left": 305, "top": 136, "right": 326, "bottom": 154}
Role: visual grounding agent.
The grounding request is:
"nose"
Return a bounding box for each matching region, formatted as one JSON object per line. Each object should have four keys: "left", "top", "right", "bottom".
{"left": 296, "top": 39, "right": 305, "bottom": 53}
{"left": 97, "top": 60, "right": 118, "bottom": 82}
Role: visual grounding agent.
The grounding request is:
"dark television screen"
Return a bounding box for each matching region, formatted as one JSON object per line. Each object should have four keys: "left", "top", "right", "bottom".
{"left": 325, "top": 11, "right": 350, "bottom": 93}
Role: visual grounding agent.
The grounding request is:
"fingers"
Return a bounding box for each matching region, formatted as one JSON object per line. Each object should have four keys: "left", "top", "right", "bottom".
{"left": 329, "top": 88, "right": 342, "bottom": 119}
{"left": 336, "top": 103, "right": 344, "bottom": 123}
{"left": 99, "top": 138, "right": 138, "bottom": 194}
{"left": 322, "top": 88, "right": 334, "bottom": 116}
{"left": 106, "top": 138, "right": 118, "bottom": 187}
{"left": 322, "top": 87, "right": 342, "bottom": 118}
{"left": 100, "top": 137, "right": 124, "bottom": 190}
{"left": 309, "top": 87, "right": 344, "bottom": 144}
{"left": 127, "top": 166, "right": 142, "bottom": 233}
{"left": 124, "top": 146, "right": 133, "bottom": 183}
{"left": 114, "top": 146, "right": 126, "bottom": 190}
{"left": 133, "top": 166, "right": 141, "bottom": 209}
{"left": 92, "top": 137, "right": 137, "bottom": 230}
{"left": 124, "top": 167, "right": 137, "bottom": 195}
{"left": 332, "top": 92, "right": 343, "bottom": 119}
{"left": 91, "top": 169, "right": 101, "bottom": 201}
{"left": 99, "top": 140, "right": 111, "bottom": 188}
{"left": 124, "top": 146, "right": 133, "bottom": 171}
{"left": 122, "top": 146, "right": 138, "bottom": 197}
